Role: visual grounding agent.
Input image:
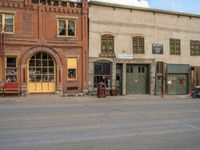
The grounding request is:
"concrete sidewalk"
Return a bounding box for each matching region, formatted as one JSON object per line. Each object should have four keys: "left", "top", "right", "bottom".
{"left": 0, "top": 94, "right": 193, "bottom": 104}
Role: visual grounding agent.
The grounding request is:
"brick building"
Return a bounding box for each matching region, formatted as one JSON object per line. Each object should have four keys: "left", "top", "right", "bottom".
{"left": 0, "top": 0, "right": 88, "bottom": 95}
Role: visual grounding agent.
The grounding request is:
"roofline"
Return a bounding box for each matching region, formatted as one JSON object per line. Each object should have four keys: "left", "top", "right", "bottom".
{"left": 89, "top": 0, "right": 200, "bottom": 18}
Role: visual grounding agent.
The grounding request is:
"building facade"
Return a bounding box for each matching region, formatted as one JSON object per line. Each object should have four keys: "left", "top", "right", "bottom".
{"left": 88, "top": 1, "right": 200, "bottom": 95}
{"left": 0, "top": 0, "right": 88, "bottom": 95}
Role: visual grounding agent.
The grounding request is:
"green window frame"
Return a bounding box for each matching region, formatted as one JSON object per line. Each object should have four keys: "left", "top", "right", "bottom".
{"left": 58, "top": 18, "right": 76, "bottom": 37}
{"left": 170, "top": 39, "right": 181, "bottom": 55}
{"left": 0, "top": 14, "right": 14, "bottom": 34}
{"left": 101, "top": 34, "right": 114, "bottom": 54}
{"left": 133, "top": 36, "right": 144, "bottom": 54}
{"left": 190, "top": 40, "right": 200, "bottom": 56}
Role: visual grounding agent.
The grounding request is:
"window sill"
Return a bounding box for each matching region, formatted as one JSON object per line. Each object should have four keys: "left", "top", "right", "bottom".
{"left": 99, "top": 53, "right": 116, "bottom": 58}
{"left": 66, "top": 79, "right": 79, "bottom": 82}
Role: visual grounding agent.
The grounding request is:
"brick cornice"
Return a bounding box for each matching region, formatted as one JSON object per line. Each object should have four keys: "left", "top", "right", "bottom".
{"left": 0, "top": 1, "right": 25, "bottom": 9}
{"left": 0, "top": 2, "right": 82, "bottom": 15}
{"left": 43, "top": 5, "right": 82, "bottom": 14}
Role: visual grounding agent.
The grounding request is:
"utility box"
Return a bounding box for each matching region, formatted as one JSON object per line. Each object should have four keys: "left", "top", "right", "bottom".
{"left": 97, "top": 82, "right": 106, "bottom": 98}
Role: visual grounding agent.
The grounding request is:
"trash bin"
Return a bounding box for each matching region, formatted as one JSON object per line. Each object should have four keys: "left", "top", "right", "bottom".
{"left": 111, "top": 89, "right": 117, "bottom": 96}
{"left": 97, "top": 82, "right": 106, "bottom": 98}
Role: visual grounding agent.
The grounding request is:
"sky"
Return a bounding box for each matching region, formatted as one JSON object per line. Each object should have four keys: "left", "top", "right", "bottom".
{"left": 149, "top": 0, "right": 200, "bottom": 15}
{"left": 88, "top": 0, "right": 200, "bottom": 15}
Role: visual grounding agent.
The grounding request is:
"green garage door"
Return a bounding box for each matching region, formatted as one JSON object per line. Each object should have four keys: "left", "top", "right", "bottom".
{"left": 126, "top": 65, "right": 149, "bottom": 94}
{"left": 167, "top": 64, "right": 189, "bottom": 95}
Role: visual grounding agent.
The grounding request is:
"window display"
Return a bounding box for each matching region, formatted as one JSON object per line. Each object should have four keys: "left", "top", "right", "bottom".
{"left": 29, "top": 52, "right": 55, "bottom": 82}
{"left": 6, "top": 69, "right": 17, "bottom": 82}
{"left": 6, "top": 57, "right": 17, "bottom": 82}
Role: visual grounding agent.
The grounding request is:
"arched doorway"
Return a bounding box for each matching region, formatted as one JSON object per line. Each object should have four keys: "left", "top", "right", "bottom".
{"left": 27, "top": 52, "right": 56, "bottom": 93}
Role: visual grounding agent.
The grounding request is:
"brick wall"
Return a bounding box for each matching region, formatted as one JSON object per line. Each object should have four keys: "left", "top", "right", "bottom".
{"left": 0, "top": 0, "right": 89, "bottom": 94}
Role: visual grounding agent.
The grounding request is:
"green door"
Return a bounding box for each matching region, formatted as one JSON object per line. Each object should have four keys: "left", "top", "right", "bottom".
{"left": 167, "top": 74, "right": 188, "bottom": 95}
{"left": 167, "top": 64, "right": 189, "bottom": 95}
{"left": 126, "top": 65, "right": 149, "bottom": 94}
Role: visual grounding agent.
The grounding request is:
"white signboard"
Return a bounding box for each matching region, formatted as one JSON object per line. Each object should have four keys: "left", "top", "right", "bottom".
{"left": 168, "top": 81, "right": 172, "bottom": 84}
{"left": 117, "top": 53, "right": 133, "bottom": 59}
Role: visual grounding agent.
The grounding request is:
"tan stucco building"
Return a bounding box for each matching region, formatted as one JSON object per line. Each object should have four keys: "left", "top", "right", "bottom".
{"left": 88, "top": 1, "right": 200, "bottom": 95}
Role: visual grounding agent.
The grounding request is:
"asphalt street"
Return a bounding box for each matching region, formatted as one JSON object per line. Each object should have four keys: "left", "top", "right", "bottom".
{"left": 0, "top": 95, "right": 200, "bottom": 150}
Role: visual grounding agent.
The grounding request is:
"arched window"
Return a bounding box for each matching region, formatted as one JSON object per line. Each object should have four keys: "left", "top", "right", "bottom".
{"left": 29, "top": 52, "right": 55, "bottom": 83}
{"left": 101, "top": 34, "right": 115, "bottom": 57}
{"left": 133, "top": 36, "right": 145, "bottom": 54}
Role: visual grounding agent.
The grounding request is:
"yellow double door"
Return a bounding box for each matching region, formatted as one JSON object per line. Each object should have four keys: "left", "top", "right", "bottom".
{"left": 27, "top": 52, "right": 56, "bottom": 93}
{"left": 28, "top": 82, "right": 56, "bottom": 93}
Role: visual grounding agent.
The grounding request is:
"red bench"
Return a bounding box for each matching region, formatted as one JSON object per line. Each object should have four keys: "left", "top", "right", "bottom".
{"left": 4, "top": 82, "right": 20, "bottom": 94}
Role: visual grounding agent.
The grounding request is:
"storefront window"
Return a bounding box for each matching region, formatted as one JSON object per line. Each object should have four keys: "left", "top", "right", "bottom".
{"left": 94, "top": 62, "right": 111, "bottom": 88}
{"left": 29, "top": 52, "right": 55, "bottom": 82}
{"left": 6, "top": 57, "right": 17, "bottom": 82}
{"left": 67, "top": 58, "right": 77, "bottom": 80}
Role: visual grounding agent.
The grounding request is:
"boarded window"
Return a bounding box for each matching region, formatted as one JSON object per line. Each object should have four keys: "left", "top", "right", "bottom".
{"left": 23, "top": 15, "right": 32, "bottom": 35}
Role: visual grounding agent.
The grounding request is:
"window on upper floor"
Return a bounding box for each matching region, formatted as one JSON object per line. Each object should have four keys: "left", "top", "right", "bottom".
{"left": 190, "top": 40, "right": 200, "bottom": 56}
{"left": 0, "top": 14, "right": 14, "bottom": 34}
{"left": 170, "top": 39, "right": 181, "bottom": 55}
{"left": 101, "top": 34, "right": 114, "bottom": 54}
{"left": 58, "top": 18, "right": 76, "bottom": 37}
{"left": 133, "top": 36, "right": 144, "bottom": 54}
